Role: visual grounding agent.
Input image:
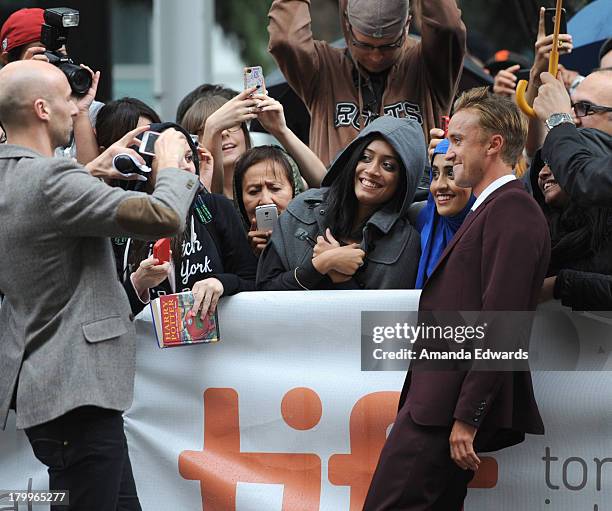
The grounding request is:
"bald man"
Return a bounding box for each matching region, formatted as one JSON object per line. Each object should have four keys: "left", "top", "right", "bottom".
{"left": 0, "top": 61, "right": 199, "bottom": 510}
{"left": 568, "top": 70, "right": 612, "bottom": 135}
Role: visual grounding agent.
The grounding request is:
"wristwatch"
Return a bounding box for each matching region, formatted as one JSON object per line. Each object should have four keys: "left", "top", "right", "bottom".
{"left": 545, "top": 113, "right": 574, "bottom": 131}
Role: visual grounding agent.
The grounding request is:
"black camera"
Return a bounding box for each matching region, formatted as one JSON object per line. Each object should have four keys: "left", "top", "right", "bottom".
{"left": 40, "top": 7, "right": 91, "bottom": 95}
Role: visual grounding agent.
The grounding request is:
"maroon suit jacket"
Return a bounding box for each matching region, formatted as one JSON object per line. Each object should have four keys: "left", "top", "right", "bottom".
{"left": 401, "top": 180, "right": 551, "bottom": 451}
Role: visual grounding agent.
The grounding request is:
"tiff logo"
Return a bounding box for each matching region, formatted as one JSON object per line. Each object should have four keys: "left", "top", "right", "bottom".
{"left": 179, "top": 388, "right": 498, "bottom": 510}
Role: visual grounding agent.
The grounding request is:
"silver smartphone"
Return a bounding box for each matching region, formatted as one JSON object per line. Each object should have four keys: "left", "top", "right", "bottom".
{"left": 255, "top": 204, "right": 279, "bottom": 231}
{"left": 139, "top": 131, "right": 161, "bottom": 156}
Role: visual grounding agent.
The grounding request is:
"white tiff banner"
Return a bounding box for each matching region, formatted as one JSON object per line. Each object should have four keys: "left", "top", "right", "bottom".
{"left": 1, "top": 291, "right": 612, "bottom": 511}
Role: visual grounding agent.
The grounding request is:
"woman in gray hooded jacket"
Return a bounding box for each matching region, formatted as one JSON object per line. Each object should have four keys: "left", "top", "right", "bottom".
{"left": 256, "top": 116, "right": 427, "bottom": 290}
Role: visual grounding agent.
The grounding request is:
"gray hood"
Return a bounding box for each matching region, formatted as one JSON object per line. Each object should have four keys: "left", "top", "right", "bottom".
{"left": 322, "top": 115, "right": 427, "bottom": 218}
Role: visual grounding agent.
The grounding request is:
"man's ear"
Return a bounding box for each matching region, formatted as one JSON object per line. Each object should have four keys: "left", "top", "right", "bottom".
{"left": 33, "top": 98, "right": 50, "bottom": 121}
{"left": 0, "top": 54, "right": 8, "bottom": 66}
{"left": 486, "top": 134, "right": 504, "bottom": 157}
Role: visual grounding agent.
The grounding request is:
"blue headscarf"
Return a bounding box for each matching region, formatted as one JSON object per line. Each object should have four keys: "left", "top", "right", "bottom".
{"left": 414, "top": 139, "right": 476, "bottom": 288}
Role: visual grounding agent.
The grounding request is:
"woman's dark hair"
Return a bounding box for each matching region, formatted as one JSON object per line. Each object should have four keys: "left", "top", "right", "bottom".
{"left": 95, "top": 97, "right": 161, "bottom": 150}
{"left": 233, "top": 145, "right": 296, "bottom": 225}
{"left": 326, "top": 134, "right": 407, "bottom": 240}
{"left": 548, "top": 204, "right": 612, "bottom": 274}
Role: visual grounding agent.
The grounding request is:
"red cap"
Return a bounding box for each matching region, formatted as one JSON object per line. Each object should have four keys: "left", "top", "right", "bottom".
{"left": 1, "top": 8, "right": 44, "bottom": 56}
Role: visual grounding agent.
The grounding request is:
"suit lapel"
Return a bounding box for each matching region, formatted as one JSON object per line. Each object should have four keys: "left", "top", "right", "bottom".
{"left": 424, "top": 181, "right": 522, "bottom": 284}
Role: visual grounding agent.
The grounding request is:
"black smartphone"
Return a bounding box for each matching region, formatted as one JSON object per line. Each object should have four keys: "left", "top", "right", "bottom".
{"left": 544, "top": 7, "right": 567, "bottom": 36}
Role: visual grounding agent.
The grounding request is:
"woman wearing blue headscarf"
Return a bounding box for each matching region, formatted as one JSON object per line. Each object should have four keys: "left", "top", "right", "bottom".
{"left": 415, "top": 139, "right": 475, "bottom": 288}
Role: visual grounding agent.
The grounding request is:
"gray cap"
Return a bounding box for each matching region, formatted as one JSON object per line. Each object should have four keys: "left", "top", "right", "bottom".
{"left": 347, "top": 0, "right": 409, "bottom": 39}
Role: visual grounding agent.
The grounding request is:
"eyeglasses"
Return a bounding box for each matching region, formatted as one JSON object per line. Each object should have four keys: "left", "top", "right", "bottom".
{"left": 348, "top": 25, "right": 405, "bottom": 52}
{"left": 571, "top": 101, "right": 612, "bottom": 118}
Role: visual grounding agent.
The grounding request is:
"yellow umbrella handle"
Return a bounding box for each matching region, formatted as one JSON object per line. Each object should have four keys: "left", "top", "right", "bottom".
{"left": 516, "top": 0, "right": 563, "bottom": 118}
{"left": 516, "top": 79, "right": 534, "bottom": 117}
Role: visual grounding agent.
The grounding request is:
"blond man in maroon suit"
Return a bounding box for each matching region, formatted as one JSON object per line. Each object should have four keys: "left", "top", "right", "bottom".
{"left": 364, "top": 88, "right": 551, "bottom": 510}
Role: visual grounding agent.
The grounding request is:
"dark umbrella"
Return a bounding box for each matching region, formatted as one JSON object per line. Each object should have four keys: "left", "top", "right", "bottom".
{"left": 251, "top": 38, "right": 493, "bottom": 145}
{"left": 560, "top": 0, "right": 612, "bottom": 75}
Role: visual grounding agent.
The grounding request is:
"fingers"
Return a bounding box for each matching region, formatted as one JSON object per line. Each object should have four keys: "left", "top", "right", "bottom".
{"left": 117, "top": 124, "right": 150, "bottom": 147}
{"left": 505, "top": 64, "right": 521, "bottom": 74}
{"left": 88, "top": 70, "right": 101, "bottom": 92}
{"left": 237, "top": 86, "right": 259, "bottom": 99}
{"left": 191, "top": 290, "right": 204, "bottom": 317}
{"left": 325, "top": 228, "right": 339, "bottom": 245}
{"left": 208, "top": 286, "right": 223, "bottom": 316}
{"left": 199, "top": 289, "right": 213, "bottom": 320}
{"left": 79, "top": 64, "right": 96, "bottom": 78}
{"left": 494, "top": 70, "right": 518, "bottom": 94}
{"left": 537, "top": 6, "right": 546, "bottom": 38}
{"left": 451, "top": 436, "right": 480, "bottom": 471}
{"left": 539, "top": 71, "right": 556, "bottom": 84}
{"left": 256, "top": 99, "right": 282, "bottom": 111}
{"left": 192, "top": 280, "right": 224, "bottom": 319}
{"left": 108, "top": 170, "right": 145, "bottom": 182}
{"left": 536, "top": 34, "right": 573, "bottom": 56}
{"left": 430, "top": 127, "right": 445, "bottom": 139}
{"left": 428, "top": 132, "right": 444, "bottom": 158}
{"left": 249, "top": 233, "right": 270, "bottom": 245}
{"left": 23, "top": 46, "right": 47, "bottom": 61}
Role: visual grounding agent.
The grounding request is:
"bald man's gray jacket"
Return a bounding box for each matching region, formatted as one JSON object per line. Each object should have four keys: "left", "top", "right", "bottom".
{"left": 0, "top": 145, "right": 199, "bottom": 429}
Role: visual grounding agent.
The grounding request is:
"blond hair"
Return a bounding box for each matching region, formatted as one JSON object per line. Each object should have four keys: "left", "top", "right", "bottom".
{"left": 453, "top": 87, "right": 527, "bottom": 167}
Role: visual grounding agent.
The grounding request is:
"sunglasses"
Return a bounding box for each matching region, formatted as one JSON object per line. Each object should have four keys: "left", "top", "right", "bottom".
{"left": 572, "top": 101, "right": 612, "bottom": 118}
{"left": 348, "top": 25, "right": 406, "bottom": 52}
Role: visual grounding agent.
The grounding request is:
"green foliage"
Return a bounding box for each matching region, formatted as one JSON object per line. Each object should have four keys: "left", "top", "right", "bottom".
{"left": 215, "top": 0, "right": 274, "bottom": 72}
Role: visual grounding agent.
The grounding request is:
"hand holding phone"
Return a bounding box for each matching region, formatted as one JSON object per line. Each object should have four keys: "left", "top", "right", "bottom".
{"left": 153, "top": 238, "right": 171, "bottom": 264}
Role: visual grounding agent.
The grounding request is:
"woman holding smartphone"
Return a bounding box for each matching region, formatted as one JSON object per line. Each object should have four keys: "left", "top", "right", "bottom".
{"left": 232, "top": 145, "right": 305, "bottom": 255}
{"left": 256, "top": 116, "right": 426, "bottom": 291}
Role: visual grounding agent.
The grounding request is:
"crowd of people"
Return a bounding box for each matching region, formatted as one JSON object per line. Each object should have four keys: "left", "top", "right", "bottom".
{"left": 0, "top": 0, "right": 611, "bottom": 509}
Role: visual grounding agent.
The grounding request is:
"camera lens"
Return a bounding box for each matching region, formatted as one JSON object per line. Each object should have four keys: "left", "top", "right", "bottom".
{"left": 57, "top": 62, "right": 91, "bottom": 95}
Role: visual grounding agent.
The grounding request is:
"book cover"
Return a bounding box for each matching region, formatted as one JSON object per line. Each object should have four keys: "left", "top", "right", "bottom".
{"left": 150, "top": 291, "right": 220, "bottom": 348}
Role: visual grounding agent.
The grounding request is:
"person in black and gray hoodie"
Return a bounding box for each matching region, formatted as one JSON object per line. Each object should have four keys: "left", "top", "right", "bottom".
{"left": 256, "top": 116, "right": 426, "bottom": 290}
{"left": 110, "top": 122, "right": 257, "bottom": 318}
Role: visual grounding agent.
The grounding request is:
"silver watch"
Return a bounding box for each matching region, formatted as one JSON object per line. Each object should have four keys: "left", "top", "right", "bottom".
{"left": 545, "top": 113, "right": 574, "bottom": 131}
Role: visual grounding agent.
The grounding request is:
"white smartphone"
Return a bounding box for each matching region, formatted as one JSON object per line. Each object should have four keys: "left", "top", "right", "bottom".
{"left": 255, "top": 204, "right": 278, "bottom": 231}
{"left": 139, "top": 131, "right": 161, "bottom": 156}
{"left": 244, "top": 66, "right": 266, "bottom": 93}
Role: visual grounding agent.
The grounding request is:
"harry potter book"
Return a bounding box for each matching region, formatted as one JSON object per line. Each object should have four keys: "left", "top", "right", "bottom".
{"left": 150, "top": 291, "right": 220, "bottom": 348}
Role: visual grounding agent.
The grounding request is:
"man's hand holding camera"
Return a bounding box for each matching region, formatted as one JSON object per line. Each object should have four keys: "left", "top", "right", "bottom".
{"left": 85, "top": 125, "right": 149, "bottom": 181}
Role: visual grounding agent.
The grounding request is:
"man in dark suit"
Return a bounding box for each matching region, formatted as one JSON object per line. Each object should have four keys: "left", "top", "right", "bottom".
{"left": 364, "top": 87, "right": 551, "bottom": 510}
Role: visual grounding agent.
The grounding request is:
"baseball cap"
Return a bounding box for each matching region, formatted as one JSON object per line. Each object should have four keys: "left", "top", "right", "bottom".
{"left": 1, "top": 8, "right": 44, "bottom": 55}
{"left": 484, "top": 50, "right": 530, "bottom": 76}
{"left": 347, "top": 0, "right": 409, "bottom": 39}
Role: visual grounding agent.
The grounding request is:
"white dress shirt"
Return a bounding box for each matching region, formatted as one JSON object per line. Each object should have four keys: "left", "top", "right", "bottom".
{"left": 471, "top": 174, "right": 516, "bottom": 212}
